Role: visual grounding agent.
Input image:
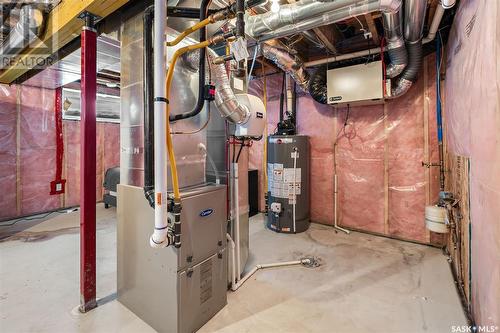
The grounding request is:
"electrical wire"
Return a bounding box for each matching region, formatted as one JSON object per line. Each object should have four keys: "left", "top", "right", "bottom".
{"left": 235, "top": 140, "right": 245, "bottom": 163}
{"left": 0, "top": 208, "right": 78, "bottom": 227}
{"left": 171, "top": 103, "right": 211, "bottom": 135}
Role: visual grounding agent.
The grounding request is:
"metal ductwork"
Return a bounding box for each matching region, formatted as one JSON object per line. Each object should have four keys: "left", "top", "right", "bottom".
{"left": 261, "top": 42, "right": 310, "bottom": 92}
{"left": 0, "top": 5, "right": 45, "bottom": 70}
{"left": 206, "top": 48, "right": 250, "bottom": 124}
{"left": 247, "top": 0, "right": 409, "bottom": 102}
{"left": 389, "top": 0, "right": 427, "bottom": 98}
{"left": 382, "top": 10, "right": 407, "bottom": 78}
{"left": 246, "top": 0, "right": 401, "bottom": 41}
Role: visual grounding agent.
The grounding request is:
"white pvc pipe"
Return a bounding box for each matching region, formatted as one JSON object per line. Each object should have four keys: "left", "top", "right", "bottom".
{"left": 232, "top": 162, "right": 241, "bottom": 280}
{"left": 150, "top": 0, "right": 169, "bottom": 248}
{"left": 231, "top": 258, "right": 311, "bottom": 290}
{"left": 304, "top": 0, "right": 455, "bottom": 68}
{"left": 422, "top": 5, "right": 445, "bottom": 43}
{"left": 333, "top": 174, "right": 350, "bottom": 234}
{"left": 226, "top": 233, "right": 237, "bottom": 291}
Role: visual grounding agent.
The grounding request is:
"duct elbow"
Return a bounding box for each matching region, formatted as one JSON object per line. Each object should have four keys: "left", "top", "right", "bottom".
{"left": 308, "top": 65, "right": 328, "bottom": 104}
{"left": 388, "top": 78, "right": 412, "bottom": 99}
{"left": 261, "top": 43, "right": 310, "bottom": 92}
{"left": 386, "top": 45, "right": 408, "bottom": 78}
{"left": 380, "top": 0, "right": 402, "bottom": 13}
{"left": 215, "top": 91, "right": 251, "bottom": 124}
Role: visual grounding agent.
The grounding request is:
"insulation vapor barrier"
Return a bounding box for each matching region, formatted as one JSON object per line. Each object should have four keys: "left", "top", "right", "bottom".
{"left": 444, "top": 0, "right": 500, "bottom": 326}
{"left": 0, "top": 84, "right": 120, "bottom": 221}
{"left": 249, "top": 53, "right": 441, "bottom": 244}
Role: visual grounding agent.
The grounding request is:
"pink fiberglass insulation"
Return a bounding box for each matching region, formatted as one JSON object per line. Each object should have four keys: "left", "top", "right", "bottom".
{"left": 19, "top": 86, "right": 59, "bottom": 216}
{"left": 249, "top": 54, "right": 441, "bottom": 244}
{"left": 444, "top": 0, "right": 500, "bottom": 326}
{"left": 335, "top": 104, "right": 385, "bottom": 233}
{"left": 64, "top": 120, "right": 121, "bottom": 207}
{"left": 63, "top": 120, "right": 80, "bottom": 207}
{"left": 0, "top": 85, "right": 18, "bottom": 219}
{"left": 0, "top": 83, "right": 120, "bottom": 221}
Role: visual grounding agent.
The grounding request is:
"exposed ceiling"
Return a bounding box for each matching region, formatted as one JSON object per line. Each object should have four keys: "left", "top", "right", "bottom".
{"left": 21, "top": 35, "right": 120, "bottom": 89}
{"left": 251, "top": 0, "right": 455, "bottom": 76}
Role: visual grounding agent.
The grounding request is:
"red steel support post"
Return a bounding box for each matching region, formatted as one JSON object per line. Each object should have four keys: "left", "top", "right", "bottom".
{"left": 79, "top": 19, "right": 97, "bottom": 313}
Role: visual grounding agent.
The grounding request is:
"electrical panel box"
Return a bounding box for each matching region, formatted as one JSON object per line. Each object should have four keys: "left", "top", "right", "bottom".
{"left": 327, "top": 60, "right": 384, "bottom": 105}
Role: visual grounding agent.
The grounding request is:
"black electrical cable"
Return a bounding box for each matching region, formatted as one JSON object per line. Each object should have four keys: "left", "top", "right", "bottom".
{"left": 169, "top": 0, "right": 212, "bottom": 122}
{"left": 235, "top": 140, "right": 245, "bottom": 163}
{"left": 0, "top": 208, "right": 78, "bottom": 227}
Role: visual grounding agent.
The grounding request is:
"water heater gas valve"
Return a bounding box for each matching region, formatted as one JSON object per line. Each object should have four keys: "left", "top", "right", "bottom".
{"left": 270, "top": 202, "right": 282, "bottom": 215}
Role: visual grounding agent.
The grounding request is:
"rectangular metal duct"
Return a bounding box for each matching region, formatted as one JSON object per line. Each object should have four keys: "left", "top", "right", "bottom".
{"left": 21, "top": 36, "right": 120, "bottom": 89}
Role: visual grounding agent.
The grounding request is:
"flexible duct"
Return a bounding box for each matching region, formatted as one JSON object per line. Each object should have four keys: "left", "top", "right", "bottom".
{"left": 0, "top": 5, "right": 45, "bottom": 70}
{"left": 261, "top": 43, "right": 310, "bottom": 92}
{"left": 308, "top": 65, "right": 328, "bottom": 104}
{"left": 249, "top": 0, "right": 406, "bottom": 98}
{"left": 206, "top": 48, "right": 250, "bottom": 124}
{"left": 389, "top": 0, "right": 427, "bottom": 98}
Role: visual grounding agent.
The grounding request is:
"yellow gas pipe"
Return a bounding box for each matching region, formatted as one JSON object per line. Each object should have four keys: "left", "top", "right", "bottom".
{"left": 165, "top": 36, "right": 225, "bottom": 200}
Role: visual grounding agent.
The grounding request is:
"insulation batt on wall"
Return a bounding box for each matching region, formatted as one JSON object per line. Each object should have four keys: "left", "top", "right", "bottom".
{"left": 444, "top": 0, "right": 500, "bottom": 326}
{"left": 249, "top": 54, "right": 442, "bottom": 245}
{"left": 0, "top": 84, "right": 120, "bottom": 221}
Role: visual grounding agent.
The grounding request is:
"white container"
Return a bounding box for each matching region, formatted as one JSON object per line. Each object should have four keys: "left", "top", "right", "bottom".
{"left": 425, "top": 205, "right": 449, "bottom": 233}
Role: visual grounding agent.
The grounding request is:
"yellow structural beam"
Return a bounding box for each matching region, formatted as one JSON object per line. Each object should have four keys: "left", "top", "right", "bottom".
{"left": 0, "top": 0, "right": 129, "bottom": 84}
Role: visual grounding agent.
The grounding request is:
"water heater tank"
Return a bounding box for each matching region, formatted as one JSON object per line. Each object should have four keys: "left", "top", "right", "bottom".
{"left": 267, "top": 135, "right": 310, "bottom": 233}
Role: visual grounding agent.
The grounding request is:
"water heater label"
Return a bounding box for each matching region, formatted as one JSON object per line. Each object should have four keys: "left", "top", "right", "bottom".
{"left": 268, "top": 164, "right": 302, "bottom": 200}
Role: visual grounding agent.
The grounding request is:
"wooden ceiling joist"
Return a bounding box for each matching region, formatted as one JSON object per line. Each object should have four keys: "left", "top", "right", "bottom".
{"left": 0, "top": 0, "right": 129, "bottom": 84}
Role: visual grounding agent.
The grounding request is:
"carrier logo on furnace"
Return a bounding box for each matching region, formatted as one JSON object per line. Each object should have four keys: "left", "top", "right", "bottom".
{"left": 199, "top": 208, "right": 214, "bottom": 217}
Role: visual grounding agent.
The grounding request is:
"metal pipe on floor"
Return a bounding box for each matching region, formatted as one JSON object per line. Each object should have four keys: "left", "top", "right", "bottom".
{"left": 79, "top": 13, "right": 98, "bottom": 313}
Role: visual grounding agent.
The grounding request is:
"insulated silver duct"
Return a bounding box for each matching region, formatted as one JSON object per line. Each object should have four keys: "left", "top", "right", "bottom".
{"left": 246, "top": 0, "right": 401, "bottom": 41}
{"left": 246, "top": 0, "right": 365, "bottom": 39}
{"left": 382, "top": 10, "right": 407, "bottom": 78}
{"left": 261, "top": 43, "right": 310, "bottom": 92}
{"left": 206, "top": 48, "right": 250, "bottom": 124}
{"left": 247, "top": 0, "right": 406, "bottom": 82}
{"left": 389, "top": 0, "right": 427, "bottom": 98}
{"left": 0, "top": 5, "right": 45, "bottom": 70}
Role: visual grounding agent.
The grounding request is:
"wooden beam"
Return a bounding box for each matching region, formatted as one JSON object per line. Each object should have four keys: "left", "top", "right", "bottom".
{"left": 0, "top": 0, "right": 129, "bottom": 84}
{"left": 312, "top": 26, "right": 338, "bottom": 55}
{"left": 364, "top": 14, "right": 380, "bottom": 45}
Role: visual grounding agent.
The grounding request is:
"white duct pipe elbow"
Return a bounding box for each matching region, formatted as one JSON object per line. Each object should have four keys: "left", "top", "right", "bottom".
{"left": 150, "top": 0, "right": 170, "bottom": 248}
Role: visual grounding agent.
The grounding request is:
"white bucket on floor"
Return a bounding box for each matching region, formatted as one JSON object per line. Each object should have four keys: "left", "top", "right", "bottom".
{"left": 425, "top": 205, "right": 449, "bottom": 233}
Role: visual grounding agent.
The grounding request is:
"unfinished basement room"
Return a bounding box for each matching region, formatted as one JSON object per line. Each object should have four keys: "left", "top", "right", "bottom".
{"left": 0, "top": 0, "right": 498, "bottom": 332}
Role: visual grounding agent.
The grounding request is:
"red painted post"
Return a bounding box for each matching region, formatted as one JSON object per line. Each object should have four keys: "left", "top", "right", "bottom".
{"left": 79, "top": 21, "right": 97, "bottom": 313}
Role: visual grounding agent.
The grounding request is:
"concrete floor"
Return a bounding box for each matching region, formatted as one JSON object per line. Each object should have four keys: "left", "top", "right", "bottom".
{"left": 0, "top": 204, "right": 467, "bottom": 332}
